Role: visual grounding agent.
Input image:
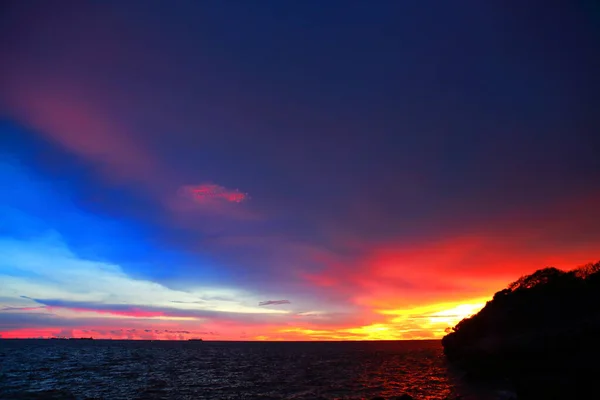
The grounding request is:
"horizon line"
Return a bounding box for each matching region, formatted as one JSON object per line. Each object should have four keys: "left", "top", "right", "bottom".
{"left": 0, "top": 338, "right": 441, "bottom": 342}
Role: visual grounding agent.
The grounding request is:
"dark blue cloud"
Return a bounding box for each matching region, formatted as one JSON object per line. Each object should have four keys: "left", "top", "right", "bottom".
{"left": 2, "top": 1, "right": 597, "bottom": 246}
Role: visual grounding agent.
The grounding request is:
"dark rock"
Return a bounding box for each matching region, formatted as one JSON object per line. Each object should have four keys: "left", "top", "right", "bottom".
{"left": 496, "top": 390, "right": 518, "bottom": 399}
{"left": 392, "top": 395, "right": 414, "bottom": 400}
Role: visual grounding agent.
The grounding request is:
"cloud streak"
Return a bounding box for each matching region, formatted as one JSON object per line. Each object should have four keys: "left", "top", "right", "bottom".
{"left": 259, "top": 300, "right": 291, "bottom": 306}
{"left": 22, "top": 298, "right": 289, "bottom": 323}
{"left": 180, "top": 184, "right": 248, "bottom": 204}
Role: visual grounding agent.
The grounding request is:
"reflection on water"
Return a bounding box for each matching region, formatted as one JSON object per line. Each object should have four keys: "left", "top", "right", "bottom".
{"left": 0, "top": 340, "right": 497, "bottom": 399}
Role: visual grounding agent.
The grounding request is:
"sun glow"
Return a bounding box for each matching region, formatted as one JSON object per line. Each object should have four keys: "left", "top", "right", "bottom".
{"left": 265, "top": 299, "right": 490, "bottom": 341}
{"left": 341, "top": 324, "right": 392, "bottom": 340}
{"left": 426, "top": 302, "right": 486, "bottom": 326}
{"left": 370, "top": 297, "right": 489, "bottom": 338}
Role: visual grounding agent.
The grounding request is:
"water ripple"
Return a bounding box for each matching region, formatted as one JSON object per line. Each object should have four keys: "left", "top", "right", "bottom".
{"left": 0, "top": 340, "right": 498, "bottom": 399}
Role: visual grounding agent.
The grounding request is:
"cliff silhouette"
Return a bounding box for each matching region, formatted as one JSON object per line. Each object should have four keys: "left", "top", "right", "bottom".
{"left": 442, "top": 261, "right": 600, "bottom": 399}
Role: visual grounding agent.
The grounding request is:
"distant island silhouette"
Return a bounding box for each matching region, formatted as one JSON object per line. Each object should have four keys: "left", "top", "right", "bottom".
{"left": 442, "top": 261, "right": 600, "bottom": 400}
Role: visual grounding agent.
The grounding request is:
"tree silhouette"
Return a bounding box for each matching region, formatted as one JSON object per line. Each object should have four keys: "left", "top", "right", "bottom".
{"left": 442, "top": 261, "right": 600, "bottom": 400}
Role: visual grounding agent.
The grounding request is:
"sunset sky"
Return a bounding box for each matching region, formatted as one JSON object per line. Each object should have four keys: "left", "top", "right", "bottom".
{"left": 1, "top": 1, "right": 599, "bottom": 341}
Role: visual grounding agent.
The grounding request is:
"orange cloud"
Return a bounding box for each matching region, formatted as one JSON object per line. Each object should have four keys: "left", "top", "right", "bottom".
{"left": 294, "top": 193, "right": 600, "bottom": 338}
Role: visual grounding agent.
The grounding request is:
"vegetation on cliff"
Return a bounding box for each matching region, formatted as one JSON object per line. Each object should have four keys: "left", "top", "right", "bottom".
{"left": 442, "top": 261, "right": 600, "bottom": 399}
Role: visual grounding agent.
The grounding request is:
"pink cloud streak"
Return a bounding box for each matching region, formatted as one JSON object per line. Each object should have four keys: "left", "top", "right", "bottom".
{"left": 179, "top": 184, "right": 248, "bottom": 204}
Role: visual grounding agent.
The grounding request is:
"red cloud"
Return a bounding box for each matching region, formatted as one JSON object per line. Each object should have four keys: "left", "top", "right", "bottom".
{"left": 302, "top": 192, "right": 600, "bottom": 310}
{"left": 179, "top": 184, "right": 248, "bottom": 203}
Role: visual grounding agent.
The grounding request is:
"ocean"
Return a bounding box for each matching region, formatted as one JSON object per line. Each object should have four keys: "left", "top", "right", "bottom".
{"left": 0, "top": 339, "right": 498, "bottom": 400}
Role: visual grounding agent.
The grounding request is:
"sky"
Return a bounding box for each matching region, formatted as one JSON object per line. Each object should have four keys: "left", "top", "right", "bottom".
{"left": 0, "top": 0, "right": 599, "bottom": 341}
